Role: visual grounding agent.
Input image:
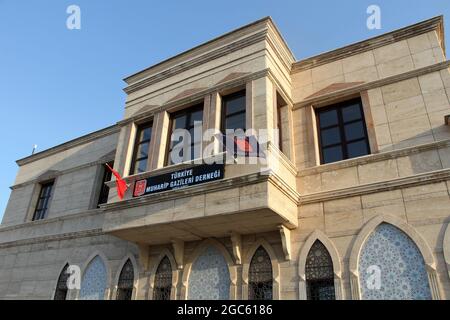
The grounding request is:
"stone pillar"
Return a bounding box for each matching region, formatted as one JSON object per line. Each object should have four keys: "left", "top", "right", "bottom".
{"left": 149, "top": 111, "right": 170, "bottom": 170}
{"left": 114, "top": 123, "right": 134, "bottom": 176}
{"left": 252, "top": 77, "right": 275, "bottom": 143}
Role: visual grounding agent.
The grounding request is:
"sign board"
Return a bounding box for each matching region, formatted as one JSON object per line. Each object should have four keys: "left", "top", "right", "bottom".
{"left": 133, "top": 163, "right": 225, "bottom": 197}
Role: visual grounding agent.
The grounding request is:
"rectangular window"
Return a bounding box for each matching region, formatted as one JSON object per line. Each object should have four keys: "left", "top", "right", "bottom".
{"left": 32, "top": 181, "right": 54, "bottom": 221}
{"left": 316, "top": 98, "right": 370, "bottom": 164}
{"left": 130, "top": 122, "right": 152, "bottom": 175}
{"left": 222, "top": 90, "right": 246, "bottom": 132}
{"left": 167, "top": 104, "right": 203, "bottom": 165}
{"left": 97, "top": 161, "right": 114, "bottom": 207}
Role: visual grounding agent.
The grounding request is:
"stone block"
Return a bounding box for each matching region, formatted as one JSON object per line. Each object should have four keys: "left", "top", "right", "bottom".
{"left": 358, "top": 159, "right": 398, "bottom": 184}
{"left": 371, "top": 104, "right": 388, "bottom": 125}
{"left": 412, "top": 49, "right": 437, "bottom": 68}
{"left": 389, "top": 114, "right": 431, "bottom": 143}
{"left": 423, "top": 88, "right": 450, "bottom": 113}
{"left": 323, "top": 196, "right": 361, "bottom": 215}
{"left": 407, "top": 33, "right": 432, "bottom": 54}
{"left": 311, "top": 60, "right": 343, "bottom": 83}
{"left": 385, "top": 95, "right": 426, "bottom": 123}
{"left": 342, "top": 51, "right": 376, "bottom": 74}
{"left": 344, "top": 66, "right": 379, "bottom": 82}
{"left": 376, "top": 55, "right": 414, "bottom": 78}
{"left": 396, "top": 149, "right": 442, "bottom": 176}
{"left": 321, "top": 167, "right": 359, "bottom": 190}
{"left": 419, "top": 72, "right": 444, "bottom": 93}
{"left": 367, "top": 87, "right": 384, "bottom": 106}
{"left": 373, "top": 40, "right": 410, "bottom": 64}
{"left": 381, "top": 78, "right": 421, "bottom": 103}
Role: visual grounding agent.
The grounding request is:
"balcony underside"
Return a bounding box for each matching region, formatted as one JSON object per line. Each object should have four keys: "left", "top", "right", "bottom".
{"left": 107, "top": 208, "right": 293, "bottom": 245}
{"left": 102, "top": 176, "right": 298, "bottom": 245}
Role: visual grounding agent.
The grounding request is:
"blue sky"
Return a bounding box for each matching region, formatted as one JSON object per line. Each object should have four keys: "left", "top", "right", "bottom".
{"left": 0, "top": 0, "right": 449, "bottom": 221}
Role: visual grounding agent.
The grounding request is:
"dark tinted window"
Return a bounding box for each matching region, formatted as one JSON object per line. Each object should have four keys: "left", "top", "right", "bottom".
{"left": 316, "top": 98, "right": 370, "bottom": 164}
{"left": 167, "top": 104, "right": 203, "bottom": 165}
{"left": 305, "top": 241, "right": 335, "bottom": 300}
{"left": 130, "top": 123, "right": 152, "bottom": 175}
{"left": 54, "top": 264, "right": 70, "bottom": 300}
{"left": 116, "top": 259, "right": 134, "bottom": 300}
{"left": 97, "top": 161, "right": 114, "bottom": 207}
{"left": 222, "top": 90, "right": 246, "bottom": 132}
{"left": 33, "top": 181, "right": 54, "bottom": 221}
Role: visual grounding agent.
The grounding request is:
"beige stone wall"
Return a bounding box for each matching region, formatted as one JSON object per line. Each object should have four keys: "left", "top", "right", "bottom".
{"left": 292, "top": 31, "right": 445, "bottom": 103}
{"left": 2, "top": 131, "right": 118, "bottom": 226}
{"left": 0, "top": 233, "right": 136, "bottom": 299}
{"left": 368, "top": 69, "right": 450, "bottom": 150}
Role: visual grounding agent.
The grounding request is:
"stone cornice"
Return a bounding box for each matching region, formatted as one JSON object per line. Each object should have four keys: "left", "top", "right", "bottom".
{"left": 293, "top": 60, "right": 450, "bottom": 109}
{"left": 16, "top": 125, "right": 120, "bottom": 167}
{"left": 291, "top": 15, "right": 444, "bottom": 73}
{"left": 298, "top": 139, "right": 450, "bottom": 177}
{"left": 0, "top": 208, "right": 104, "bottom": 233}
{"left": 0, "top": 229, "right": 104, "bottom": 249}
{"left": 123, "top": 32, "right": 267, "bottom": 95}
{"left": 300, "top": 168, "right": 450, "bottom": 205}
{"left": 123, "top": 17, "right": 295, "bottom": 94}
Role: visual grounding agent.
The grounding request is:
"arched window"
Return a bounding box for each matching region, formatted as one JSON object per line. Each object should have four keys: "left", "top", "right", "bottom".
{"left": 188, "top": 246, "right": 230, "bottom": 300}
{"left": 358, "top": 223, "right": 432, "bottom": 300}
{"left": 248, "top": 246, "right": 272, "bottom": 300}
{"left": 116, "top": 259, "right": 134, "bottom": 300}
{"left": 79, "top": 256, "right": 107, "bottom": 300}
{"left": 54, "top": 264, "right": 70, "bottom": 300}
{"left": 305, "top": 240, "right": 335, "bottom": 300}
{"left": 153, "top": 256, "right": 172, "bottom": 300}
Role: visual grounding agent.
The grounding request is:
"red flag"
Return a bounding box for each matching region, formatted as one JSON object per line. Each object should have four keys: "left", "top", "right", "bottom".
{"left": 105, "top": 163, "right": 128, "bottom": 200}
{"left": 235, "top": 137, "right": 254, "bottom": 153}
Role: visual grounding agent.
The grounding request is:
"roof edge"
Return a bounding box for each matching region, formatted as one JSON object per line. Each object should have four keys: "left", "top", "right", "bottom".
{"left": 123, "top": 16, "right": 295, "bottom": 85}
{"left": 16, "top": 124, "right": 120, "bottom": 167}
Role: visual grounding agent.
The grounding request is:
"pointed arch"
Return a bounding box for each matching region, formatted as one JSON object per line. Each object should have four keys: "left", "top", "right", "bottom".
{"left": 53, "top": 262, "right": 70, "bottom": 300}
{"left": 298, "top": 230, "right": 343, "bottom": 300}
{"left": 444, "top": 223, "right": 450, "bottom": 281}
{"left": 112, "top": 254, "right": 139, "bottom": 300}
{"left": 242, "top": 238, "right": 280, "bottom": 300}
{"left": 181, "top": 238, "right": 237, "bottom": 300}
{"left": 149, "top": 248, "right": 178, "bottom": 300}
{"left": 349, "top": 214, "right": 441, "bottom": 300}
{"left": 78, "top": 251, "right": 111, "bottom": 300}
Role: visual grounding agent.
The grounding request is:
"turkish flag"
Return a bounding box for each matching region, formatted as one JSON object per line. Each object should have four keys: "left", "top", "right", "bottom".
{"left": 105, "top": 163, "right": 128, "bottom": 200}
{"left": 235, "top": 137, "right": 254, "bottom": 153}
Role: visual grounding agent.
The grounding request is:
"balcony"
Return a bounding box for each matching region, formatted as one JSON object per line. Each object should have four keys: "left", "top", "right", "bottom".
{"left": 101, "top": 144, "right": 299, "bottom": 245}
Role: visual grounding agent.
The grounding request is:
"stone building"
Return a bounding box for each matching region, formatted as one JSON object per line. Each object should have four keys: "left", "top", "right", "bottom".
{"left": 1, "top": 16, "right": 450, "bottom": 300}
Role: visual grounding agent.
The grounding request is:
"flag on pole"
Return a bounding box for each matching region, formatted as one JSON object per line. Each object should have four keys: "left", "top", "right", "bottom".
{"left": 105, "top": 163, "right": 128, "bottom": 200}
{"left": 216, "top": 133, "right": 265, "bottom": 158}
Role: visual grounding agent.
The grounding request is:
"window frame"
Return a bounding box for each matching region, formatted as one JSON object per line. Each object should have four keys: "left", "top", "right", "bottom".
{"left": 54, "top": 264, "right": 70, "bottom": 300}
{"left": 221, "top": 90, "right": 247, "bottom": 133}
{"left": 316, "top": 98, "right": 370, "bottom": 164}
{"left": 96, "top": 161, "right": 114, "bottom": 207}
{"left": 165, "top": 103, "right": 204, "bottom": 166}
{"left": 129, "top": 121, "right": 153, "bottom": 175}
{"left": 32, "top": 180, "right": 55, "bottom": 221}
{"left": 116, "top": 259, "right": 135, "bottom": 301}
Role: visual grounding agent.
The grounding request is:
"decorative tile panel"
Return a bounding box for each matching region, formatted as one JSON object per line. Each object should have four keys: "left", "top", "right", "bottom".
{"left": 359, "top": 223, "right": 431, "bottom": 300}
{"left": 79, "top": 256, "right": 107, "bottom": 300}
{"left": 188, "top": 246, "right": 230, "bottom": 300}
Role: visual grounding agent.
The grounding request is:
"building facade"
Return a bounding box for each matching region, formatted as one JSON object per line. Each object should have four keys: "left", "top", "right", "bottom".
{"left": 1, "top": 16, "right": 450, "bottom": 300}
